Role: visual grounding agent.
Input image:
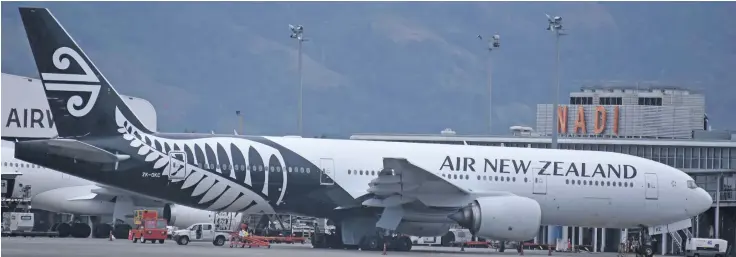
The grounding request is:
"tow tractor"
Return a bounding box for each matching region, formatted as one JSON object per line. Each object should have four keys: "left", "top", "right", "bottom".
{"left": 685, "top": 238, "right": 729, "bottom": 257}
{"left": 129, "top": 210, "right": 167, "bottom": 244}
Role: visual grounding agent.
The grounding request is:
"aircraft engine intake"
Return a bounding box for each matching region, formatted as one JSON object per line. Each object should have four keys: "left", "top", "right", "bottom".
{"left": 163, "top": 204, "right": 214, "bottom": 228}
{"left": 448, "top": 195, "right": 541, "bottom": 241}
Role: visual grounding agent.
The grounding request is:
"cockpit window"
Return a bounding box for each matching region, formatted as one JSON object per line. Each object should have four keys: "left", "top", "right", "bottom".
{"left": 687, "top": 180, "right": 698, "bottom": 189}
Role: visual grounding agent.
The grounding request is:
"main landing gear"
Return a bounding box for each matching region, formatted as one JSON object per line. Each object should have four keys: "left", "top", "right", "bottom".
{"left": 310, "top": 227, "right": 412, "bottom": 252}
{"left": 633, "top": 225, "right": 655, "bottom": 257}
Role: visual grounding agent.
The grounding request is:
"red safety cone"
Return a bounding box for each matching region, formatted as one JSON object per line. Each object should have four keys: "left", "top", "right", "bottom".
{"left": 109, "top": 230, "right": 115, "bottom": 241}
{"left": 548, "top": 245, "right": 553, "bottom": 256}
{"left": 128, "top": 229, "right": 132, "bottom": 241}
{"left": 382, "top": 242, "right": 387, "bottom": 255}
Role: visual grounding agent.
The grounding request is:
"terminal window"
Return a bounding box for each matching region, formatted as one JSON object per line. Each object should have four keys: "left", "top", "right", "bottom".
{"left": 638, "top": 97, "right": 663, "bottom": 106}
{"left": 569, "top": 97, "right": 593, "bottom": 105}
{"left": 599, "top": 97, "right": 622, "bottom": 105}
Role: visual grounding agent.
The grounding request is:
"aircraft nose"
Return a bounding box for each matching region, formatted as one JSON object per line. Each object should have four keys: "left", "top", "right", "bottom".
{"left": 690, "top": 188, "right": 713, "bottom": 215}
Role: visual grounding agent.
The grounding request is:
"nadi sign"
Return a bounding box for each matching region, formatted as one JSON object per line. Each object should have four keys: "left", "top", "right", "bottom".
{"left": 556, "top": 105, "right": 620, "bottom": 136}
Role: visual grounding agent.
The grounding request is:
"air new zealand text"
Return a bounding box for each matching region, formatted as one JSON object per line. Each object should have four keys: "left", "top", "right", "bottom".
{"left": 439, "top": 156, "right": 637, "bottom": 179}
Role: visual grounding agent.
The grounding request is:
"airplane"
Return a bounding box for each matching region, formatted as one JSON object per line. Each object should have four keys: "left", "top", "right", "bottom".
{"left": 13, "top": 7, "right": 711, "bottom": 254}
{"left": 1, "top": 74, "right": 227, "bottom": 238}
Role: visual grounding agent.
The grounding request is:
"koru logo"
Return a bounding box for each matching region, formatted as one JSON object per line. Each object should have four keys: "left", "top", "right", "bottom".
{"left": 40, "top": 47, "right": 101, "bottom": 118}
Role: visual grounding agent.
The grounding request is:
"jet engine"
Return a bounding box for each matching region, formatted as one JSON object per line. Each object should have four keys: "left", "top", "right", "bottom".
{"left": 449, "top": 195, "right": 541, "bottom": 241}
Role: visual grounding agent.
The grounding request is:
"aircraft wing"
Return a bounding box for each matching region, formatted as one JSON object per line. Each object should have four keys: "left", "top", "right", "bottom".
{"left": 362, "top": 157, "right": 512, "bottom": 208}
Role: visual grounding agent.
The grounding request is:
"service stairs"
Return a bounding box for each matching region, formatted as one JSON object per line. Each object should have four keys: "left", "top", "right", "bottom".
{"left": 650, "top": 218, "right": 694, "bottom": 255}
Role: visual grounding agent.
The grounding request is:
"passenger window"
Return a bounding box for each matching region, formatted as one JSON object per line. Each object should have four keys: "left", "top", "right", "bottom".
{"left": 348, "top": 170, "right": 351, "bottom": 175}
{"left": 512, "top": 177, "right": 516, "bottom": 182}
{"left": 258, "top": 165, "right": 263, "bottom": 172}
{"left": 359, "top": 170, "right": 363, "bottom": 175}
{"left": 306, "top": 168, "right": 311, "bottom": 174}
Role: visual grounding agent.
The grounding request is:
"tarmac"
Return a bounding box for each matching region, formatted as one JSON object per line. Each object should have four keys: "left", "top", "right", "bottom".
{"left": 1, "top": 237, "right": 624, "bottom": 257}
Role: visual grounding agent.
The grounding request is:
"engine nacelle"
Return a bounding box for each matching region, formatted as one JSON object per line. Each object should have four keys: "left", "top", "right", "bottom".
{"left": 32, "top": 186, "right": 114, "bottom": 215}
{"left": 163, "top": 204, "right": 214, "bottom": 228}
{"left": 449, "top": 195, "right": 541, "bottom": 241}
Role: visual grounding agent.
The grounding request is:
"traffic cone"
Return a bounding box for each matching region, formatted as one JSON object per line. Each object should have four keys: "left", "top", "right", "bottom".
{"left": 109, "top": 230, "right": 114, "bottom": 241}
{"left": 382, "top": 242, "right": 387, "bottom": 255}
{"left": 548, "top": 245, "right": 553, "bottom": 256}
{"left": 128, "top": 229, "right": 132, "bottom": 241}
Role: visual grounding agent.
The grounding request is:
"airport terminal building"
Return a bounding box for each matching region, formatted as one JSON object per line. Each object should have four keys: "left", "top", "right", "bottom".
{"left": 351, "top": 86, "right": 736, "bottom": 254}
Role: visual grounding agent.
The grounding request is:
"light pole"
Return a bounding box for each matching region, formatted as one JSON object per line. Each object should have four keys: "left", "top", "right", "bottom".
{"left": 477, "top": 34, "right": 500, "bottom": 135}
{"left": 235, "top": 110, "right": 244, "bottom": 135}
{"left": 289, "top": 24, "right": 308, "bottom": 136}
{"left": 546, "top": 14, "right": 565, "bottom": 149}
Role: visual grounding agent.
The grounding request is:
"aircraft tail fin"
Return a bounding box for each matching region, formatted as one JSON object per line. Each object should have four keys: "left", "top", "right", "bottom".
{"left": 18, "top": 7, "right": 151, "bottom": 138}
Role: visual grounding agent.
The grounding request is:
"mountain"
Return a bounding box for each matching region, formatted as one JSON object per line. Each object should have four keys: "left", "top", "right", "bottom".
{"left": 3, "top": 2, "right": 734, "bottom": 137}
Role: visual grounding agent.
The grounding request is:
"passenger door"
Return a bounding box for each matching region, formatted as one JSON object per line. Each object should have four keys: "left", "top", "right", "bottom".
{"left": 532, "top": 168, "right": 547, "bottom": 195}
{"left": 318, "top": 158, "right": 335, "bottom": 186}
{"left": 168, "top": 151, "right": 188, "bottom": 180}
{"left": 645, "top": 173, "right": 659, "bottom": 200}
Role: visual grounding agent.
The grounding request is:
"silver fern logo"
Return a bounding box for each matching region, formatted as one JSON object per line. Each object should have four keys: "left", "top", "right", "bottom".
{"left": 40, "top": 46, "right": 101, "bottom": 118}
{"left": 114, "top": 107, "right": 288, "bottom": 213}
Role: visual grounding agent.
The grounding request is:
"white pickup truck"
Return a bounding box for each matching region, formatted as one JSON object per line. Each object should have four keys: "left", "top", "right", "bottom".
{"left": 171, "top": 223, "right": 230, "bottom": 246}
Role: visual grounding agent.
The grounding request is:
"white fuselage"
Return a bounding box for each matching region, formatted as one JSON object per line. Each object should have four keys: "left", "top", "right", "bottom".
{"left": 262, "top": 136, "right": 712, "bottom": 228}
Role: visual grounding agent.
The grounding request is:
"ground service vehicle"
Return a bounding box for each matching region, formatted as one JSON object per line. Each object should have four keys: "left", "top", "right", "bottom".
{"left": 685, "top": 238, "right": 729, "bottom": 257}
{"left": 1, "top": 212, "right": 58, "bottom": 237}
{"left": 130, "top": 210, "right": 167, "bottom": 243}
{"left": 132, "top": 219, "right": 168, "bottom": 244}
{"left": 171, "top": 223, "right": 229, "bottom": 246}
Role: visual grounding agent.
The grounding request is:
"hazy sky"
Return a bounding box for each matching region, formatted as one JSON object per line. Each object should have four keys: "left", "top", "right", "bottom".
{"left": 3, "top": 1, "right": 735, "bottom": 137}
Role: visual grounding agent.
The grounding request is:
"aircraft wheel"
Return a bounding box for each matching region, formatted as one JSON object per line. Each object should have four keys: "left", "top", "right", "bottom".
{"left": 359, "top": 236, "right": 380, "bottom": 251}
{"left": 113, "top": 224, "right": 131, "bottom": 240}
{"left": 71, "top": 223, "right": 91, "bottom": 238}
{"left": 394, "top": 236, "right": 412, "bottom": 251}
{"left": 642, "top": 245, "right": 654, "bottom": 257}
{"left": 94, "top": 224, "right": 112, "bottom": 238}
{"left": 56, "top": 223, "right": 71, "bottom": 238}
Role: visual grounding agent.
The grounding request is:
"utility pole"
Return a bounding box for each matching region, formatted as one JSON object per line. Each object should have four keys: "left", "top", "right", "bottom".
{"left": 289, "top": 24, "right": 307, "bottom": 136}
{"left": 546, "top": 14, "right": 566, "bottom": 149}
{"left": 477, "top": 34, "right": 500, "bottom": 134}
